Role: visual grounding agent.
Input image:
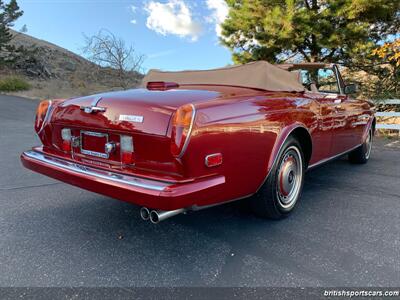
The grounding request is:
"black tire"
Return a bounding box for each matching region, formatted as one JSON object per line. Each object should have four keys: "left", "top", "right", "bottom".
{"left": 250, "top": 136, "right": 305, "bottom": 219}
{"left": 348, "top": 127, "right": 373, "bottom": 164}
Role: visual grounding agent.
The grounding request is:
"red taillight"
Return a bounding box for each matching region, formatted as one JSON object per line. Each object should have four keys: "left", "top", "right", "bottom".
{"left": 120, "top": 135, "right": 134, "bottom": 164}
{"left": 205, "top": 153, "right": 223, "bottom": 167}
{"left": 35, "top": 100, "right": 51, "bottom": 132}
{"left": 170, "top": 104, "right": 195, "bottom": 157}
{"left": 62, "top": 140, "right": 71, "bottom": 152}
{"left": 61, "top": 128, "right": 71, "bottom": 152}
{"left": 121, "top": 151, "right": 135, "bottom": 164}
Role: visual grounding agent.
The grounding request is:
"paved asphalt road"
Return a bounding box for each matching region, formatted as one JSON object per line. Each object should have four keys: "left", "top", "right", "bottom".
{"left": 0, "top": 94, "right": 399, "bottom": 287}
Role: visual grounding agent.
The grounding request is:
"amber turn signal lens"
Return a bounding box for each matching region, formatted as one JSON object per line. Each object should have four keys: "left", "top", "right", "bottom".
{"left": 170, "top": 104, "right": 195, "bottom": 157}
{"left": 35, "top": 100, "right": 51, "bottom": 132}
{"left": 171, "top": 104, "right": 194, "bottom": 127}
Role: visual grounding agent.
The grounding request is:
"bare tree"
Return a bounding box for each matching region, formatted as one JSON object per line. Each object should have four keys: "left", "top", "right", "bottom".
{"left": 82, "top": 29, "right": 145, "bottom": 89}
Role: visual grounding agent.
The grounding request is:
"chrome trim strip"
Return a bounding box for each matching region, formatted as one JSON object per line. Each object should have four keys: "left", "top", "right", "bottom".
{"left": 308, "top": 118, "right": 372, "bottom": 169}
{"left": 351, "top": 121, "right": 368, "bottom": 126}
{"left": 333, "top": 64, "right": 344, "bottom": 95}
{"left": 307, "top": 144, "right": 361, "bottom": 169}
{"left": 88, "top": 106, "right": 106, "bottom": 113}
{"left": 23, "top": 150, "right": 168, "bottom": 192}
{"left": 80, "top": 96, "right": 106, "bottom": 113}
{"left": 177, "top": 104, "right": 196, "bottom": 159}
{"left": 90, "top": 96, "right": 103, "bottom": 107}
{"left": 81, "top": 131, "right": 107, "bottom": 138}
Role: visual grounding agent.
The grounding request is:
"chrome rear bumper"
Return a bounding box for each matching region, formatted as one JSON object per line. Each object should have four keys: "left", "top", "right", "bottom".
{"left": 21, "top": 149, "right": 225, "bottom": 210}
{"left": 22, "top": 150, "right": 169, "bottom": 192}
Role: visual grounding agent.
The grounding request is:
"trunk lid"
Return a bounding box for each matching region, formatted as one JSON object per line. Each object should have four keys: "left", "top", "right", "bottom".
{"left": 51, "top": 88, "right": 220, "bottom": 136}
{"left": 41, "top": 86, "right": 262, "bottom": 176}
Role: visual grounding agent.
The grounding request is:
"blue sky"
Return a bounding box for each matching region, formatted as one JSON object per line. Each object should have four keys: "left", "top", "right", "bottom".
{"left": 14, "top": 0, "right": 232, "bottom": 72}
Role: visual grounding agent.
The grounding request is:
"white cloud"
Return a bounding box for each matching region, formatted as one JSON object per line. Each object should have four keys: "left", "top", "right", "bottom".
{"left": 130, "top": 5, "right": 137, "bottom": 25}
{"left": 206, "top": 0, "right": 229, "bottom": 37}
{"left": 144, "top": 0, "right": 202, "bottom": 41}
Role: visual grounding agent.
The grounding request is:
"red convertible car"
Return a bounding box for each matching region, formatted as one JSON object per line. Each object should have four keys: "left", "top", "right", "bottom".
{"left": 21, "top": 61, "right": 375, "bottom": 223}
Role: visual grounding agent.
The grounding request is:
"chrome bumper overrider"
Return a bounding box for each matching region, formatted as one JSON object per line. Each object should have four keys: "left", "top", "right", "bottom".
{"left": 23, "top": 150, "right": 170, "bottom": 192}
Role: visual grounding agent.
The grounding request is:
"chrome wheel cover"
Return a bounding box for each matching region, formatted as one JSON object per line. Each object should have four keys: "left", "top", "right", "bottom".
{"left": 365, "top": 129, "right": 373, "bottom": 159}
{"left": 276, "top": 146, "right": 303, "bottom": 209}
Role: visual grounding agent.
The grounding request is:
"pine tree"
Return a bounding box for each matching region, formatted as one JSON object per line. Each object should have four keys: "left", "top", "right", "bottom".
{"left": 221, "top": 0, "right": 400, "bottom": 67}
{"left": 0, "top": 0, "right": 23, "bottom": 64}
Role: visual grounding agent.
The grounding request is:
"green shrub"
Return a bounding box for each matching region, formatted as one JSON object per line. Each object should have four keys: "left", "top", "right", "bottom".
{"left": 0, "top": 76, "right": 31, "bottom": 92}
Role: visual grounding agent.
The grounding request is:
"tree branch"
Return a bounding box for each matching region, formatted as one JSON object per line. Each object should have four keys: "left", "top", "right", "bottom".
{"left": 297, "top": 47, "right": 311, "bottom": 62}
{"left": 81, "top": 29, "right": 144, "bottom": 89}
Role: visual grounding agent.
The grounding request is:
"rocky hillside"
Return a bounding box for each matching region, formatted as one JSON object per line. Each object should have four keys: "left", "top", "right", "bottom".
{"left": 1, "top": 30, "right": 143, "bottom": 99}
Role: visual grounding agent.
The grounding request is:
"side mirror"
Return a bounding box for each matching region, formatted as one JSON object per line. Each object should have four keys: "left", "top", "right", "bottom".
{"left": 344, "top": 83, "right": 359, "bottom": 94}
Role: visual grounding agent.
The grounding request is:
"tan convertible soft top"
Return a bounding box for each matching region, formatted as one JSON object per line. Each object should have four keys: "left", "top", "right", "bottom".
{"left": 142, "top": 61, "right": 305, "bottom": 92}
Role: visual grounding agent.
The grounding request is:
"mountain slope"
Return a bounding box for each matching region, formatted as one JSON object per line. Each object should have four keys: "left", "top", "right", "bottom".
{"left": 1, "top": 30, "right": 143, "bottom": 99}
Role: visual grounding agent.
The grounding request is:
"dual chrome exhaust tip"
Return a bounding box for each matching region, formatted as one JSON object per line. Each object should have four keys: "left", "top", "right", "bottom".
{"left": 140, "top": 207, "right": 150, "bottom": 221}
{"left": 140, "top": 207, "right": 186, "bottom": 224}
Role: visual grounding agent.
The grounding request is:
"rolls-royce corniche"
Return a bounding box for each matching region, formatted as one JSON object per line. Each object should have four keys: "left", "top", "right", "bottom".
{"left": 21, "top": 61, "right": 375, "bottom": 223}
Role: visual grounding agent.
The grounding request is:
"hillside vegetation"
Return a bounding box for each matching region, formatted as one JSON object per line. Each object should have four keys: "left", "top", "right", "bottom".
{"left": 0, "top": 30, "right": 143, "bottom": 99}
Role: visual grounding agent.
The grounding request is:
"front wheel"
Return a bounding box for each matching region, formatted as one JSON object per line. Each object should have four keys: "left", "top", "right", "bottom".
{"left": 348, "top": 127, "right": 373, "bottom": 164}
{"left": 250, "top": 136, "right": 305, "bottom": 219}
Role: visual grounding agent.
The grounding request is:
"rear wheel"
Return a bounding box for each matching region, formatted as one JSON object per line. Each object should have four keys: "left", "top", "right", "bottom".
{"left": 348, "top": 127, "right": 373, "bottom": 164}
{"left": 250, "top": 136, "right": 305, "bottom": 219}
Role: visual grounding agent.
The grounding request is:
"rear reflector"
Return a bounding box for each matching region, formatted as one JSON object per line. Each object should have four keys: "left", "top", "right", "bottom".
{"left": 205, "top": 153, "right": 223, "bottom": 167}
{"left": 120, "top": 135, "right": 134, "bottom": 164}
{"left": 61, "top": 128, "right": 71, "bottom": 152}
